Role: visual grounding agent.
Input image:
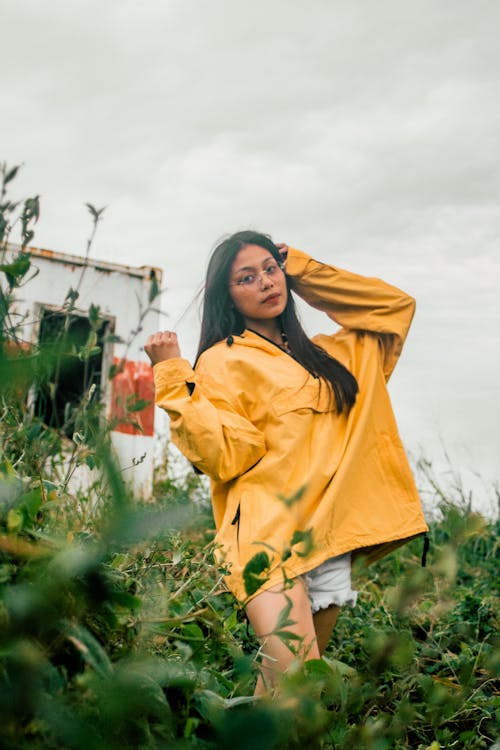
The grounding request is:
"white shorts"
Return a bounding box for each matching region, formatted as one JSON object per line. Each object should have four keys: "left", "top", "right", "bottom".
{"left": 304, "top": 552, "right": 358, "bottom": 613}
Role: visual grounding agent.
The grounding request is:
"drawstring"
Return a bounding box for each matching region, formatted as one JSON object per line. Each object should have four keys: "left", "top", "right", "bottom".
{"left": 421, "top": 533, "right": 430, "bottom": 567}
{"left": 226, "top": 335, "right": 234, "bottom": 346}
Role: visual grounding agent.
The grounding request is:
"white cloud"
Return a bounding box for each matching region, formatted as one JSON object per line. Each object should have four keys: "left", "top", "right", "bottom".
{"left": 2, "top": 0, "right": 500, "bottom": 496}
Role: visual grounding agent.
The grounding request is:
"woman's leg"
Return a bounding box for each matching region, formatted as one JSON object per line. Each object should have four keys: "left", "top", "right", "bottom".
{"left": 306, "top": 553, "right": 354, "bottom": 655}
{"left": 312, "top": 604, "right": 341, "bottom": 655}
{"left": 245, "top": 577, "right": 320, "bottom": 695}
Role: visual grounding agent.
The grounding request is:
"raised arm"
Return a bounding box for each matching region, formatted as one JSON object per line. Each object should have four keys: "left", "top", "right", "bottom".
{"left": 284, "top": 247, "right": 416, "bottom": 379}
{"left": 152, "top": 355, "right": 266, "bottom": 483}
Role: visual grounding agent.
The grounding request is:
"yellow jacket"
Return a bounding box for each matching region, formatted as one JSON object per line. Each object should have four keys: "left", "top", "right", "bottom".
{"left": 153, "top": 248, "right": 428, "bottom": 601}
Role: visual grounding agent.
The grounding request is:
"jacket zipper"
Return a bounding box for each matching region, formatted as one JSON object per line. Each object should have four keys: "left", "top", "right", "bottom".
{"left": 231, "top": 504, "right": 241, "bottom": 550}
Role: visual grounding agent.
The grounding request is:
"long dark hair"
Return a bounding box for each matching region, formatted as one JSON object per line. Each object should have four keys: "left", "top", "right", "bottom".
{"left": 196, "top": 230, "right": 358, "bottom": 413}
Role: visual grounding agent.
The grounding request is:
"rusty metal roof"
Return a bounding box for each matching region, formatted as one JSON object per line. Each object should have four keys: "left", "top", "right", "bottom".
{"left": 7, "top": 243, "right": 163, "bottom": 283}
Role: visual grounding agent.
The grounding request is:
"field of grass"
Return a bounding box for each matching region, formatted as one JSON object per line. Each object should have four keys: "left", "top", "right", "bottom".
{"left": 0, "top": 450, "right": 498, "bottom": 749}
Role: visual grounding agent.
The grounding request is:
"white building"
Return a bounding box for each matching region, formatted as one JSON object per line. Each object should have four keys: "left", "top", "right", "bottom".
{"left": 6, "top": 243, "right": 162, "bottom": 498}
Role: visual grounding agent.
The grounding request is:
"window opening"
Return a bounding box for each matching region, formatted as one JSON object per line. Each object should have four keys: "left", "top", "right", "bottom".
{"left": 34, "top": 308, "right": 110, "bottom": 437}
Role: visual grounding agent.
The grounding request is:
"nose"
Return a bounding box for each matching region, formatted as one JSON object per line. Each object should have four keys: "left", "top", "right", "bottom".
{"left": 259, "top": 271, "right": 274, "bottom": 289}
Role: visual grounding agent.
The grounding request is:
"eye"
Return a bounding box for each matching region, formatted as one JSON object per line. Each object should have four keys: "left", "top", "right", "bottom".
{"left": 239, "top": 274, "right": 256, "bottom": 285}
{"left": 264, "top": 264, "right": 278, "bottom": 276}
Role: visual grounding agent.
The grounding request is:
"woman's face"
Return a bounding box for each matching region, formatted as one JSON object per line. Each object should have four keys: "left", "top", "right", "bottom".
{"left": 228, "top": 244, "right": 288, "bottom": 327}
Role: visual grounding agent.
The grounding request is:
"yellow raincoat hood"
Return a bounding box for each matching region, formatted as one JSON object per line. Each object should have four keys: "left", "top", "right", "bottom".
{"left": 153, "top": 248, "right": 428, "bottom": 601}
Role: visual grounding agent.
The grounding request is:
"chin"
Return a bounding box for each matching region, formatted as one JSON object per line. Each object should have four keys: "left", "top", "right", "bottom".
{"left": 262, "top": 306, "right": 286, "bottom": 320}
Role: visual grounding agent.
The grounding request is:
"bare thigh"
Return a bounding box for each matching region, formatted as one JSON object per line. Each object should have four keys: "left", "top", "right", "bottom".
{"left": 245, "top": 578, "right": 320, "bottom": 693}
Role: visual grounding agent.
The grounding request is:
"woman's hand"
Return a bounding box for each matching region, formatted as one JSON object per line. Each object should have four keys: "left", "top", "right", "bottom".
{"left": 276, "top": 243, "right": 289, "bottom": 262}
{"left": 144, "top": 331, "right": 181, "bottom": 365}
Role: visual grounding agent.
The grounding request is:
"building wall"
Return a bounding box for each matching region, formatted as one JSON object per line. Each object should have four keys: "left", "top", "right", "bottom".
{"left": 9, "top": 245, "right": 162, "bottom": 499}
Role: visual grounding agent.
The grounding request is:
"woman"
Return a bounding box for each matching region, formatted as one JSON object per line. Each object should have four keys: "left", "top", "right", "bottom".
{"left": 145, "top": 231, "right": 428, "bottom": 693}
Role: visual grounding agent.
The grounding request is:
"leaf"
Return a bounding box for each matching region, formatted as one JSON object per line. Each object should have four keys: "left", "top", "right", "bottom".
{"left": 19, "top": 487, "right": 42, "bottom": 521}
{"left": 112, "top": 591, "right": 142, "bottom": 610}
{"left": 0, "top": 459, "right": 17, "bottom": 479}
{"left": 125, "top": 396, "right": 150, "bottom": 413}
{"left": 85, "top": 454, "right": 96, "bottom": 470}
{"left": 219, "top": 695, "right": 259, "bottom": 709}
{"left": 243, "top": 551, "right": 271, "bottom": 597}
{"left": 108, "top": 361, "right": 124, "bottom": 380}
{"left": 78, "top": 345, "right": 101, "bottom": 361}
{"left": 103, "top": 333, "right": 124, "bottom": 344}
{"left": 63, "top": 401, "right": 73, "bottom": 425}
{"left": 0, "top": 216, "right": 7, "bottom": 242}
{"left": 180, "top": 623, "right": 205, "bottom": 641}
{"left": 4, "top": 165, "right": 21, "bottom": 184}
{"left": 85, "top": 203, "right": 106, "bottom": 221}
{"left": 0, "top": 200, "right": 19, "bottom": 212}
{"left": 112, "top": 663, "right": 171, "bottom": 718}
{"left": 23, "top": 196, "right": 40, "bottom": 222}
{"left": 194, "top": 689, "right": 226, "bottom": 722}
{"left": 0, "top": 253, "right": 31, "bottom": 285}
{"left": 149, "top": 273, "right": 160, "bottom": 303}
{"left": 314, "top": 656, "right": 357, "bottom": 677}
{"left": 7, "top": 508, "right": 23, "bottom": 533}
{"left": 64, "top": 622, "right": 113, "bottom": 679}
{"left": 304, "top": 658, "right": 334, "bottom": 677}
{"left": 64, "top": 287, "right": 79, "bottom": 305}
{"left": 275, "top": 596, "right": 296, "bottom": 630}
{"left": 273, "top": 629, "right": 302, "bottom": 643}
{"left": 88, "top": 303, "right": 101, "bottom": 329}
{"left": 277, "top": 484, "right": 307, "bottom": 508}
{"left": 224, "top": 608, "right": 238, "bottom": 631}
{"left": 290, "top": 528, "right": 314, "bottom": 558}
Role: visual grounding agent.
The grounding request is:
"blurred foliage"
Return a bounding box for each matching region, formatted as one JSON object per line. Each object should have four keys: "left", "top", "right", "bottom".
{"left": 0, "top": 164, "right": 498, "bottom": 749}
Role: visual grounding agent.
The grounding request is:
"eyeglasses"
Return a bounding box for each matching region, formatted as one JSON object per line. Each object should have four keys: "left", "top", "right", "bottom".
{"left": 229, "top": 262, "right": 284, "bottom": 288}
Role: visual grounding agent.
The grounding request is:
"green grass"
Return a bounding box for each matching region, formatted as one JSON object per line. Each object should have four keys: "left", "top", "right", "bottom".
{"left": 0, "top": 456, "right": 498, "bottom": 749}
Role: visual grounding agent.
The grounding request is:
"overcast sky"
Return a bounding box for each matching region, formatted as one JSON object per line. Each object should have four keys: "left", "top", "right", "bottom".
{"left": 2, "top": 0, "right": 499, "bottom": 514}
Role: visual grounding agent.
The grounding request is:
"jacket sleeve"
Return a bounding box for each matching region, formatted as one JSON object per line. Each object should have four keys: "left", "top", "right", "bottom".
{"left": 153, "top": 356, "right": 266, "bottom": 483}
{"left": 285, "top": 247, "right": 416, "bottom": 380}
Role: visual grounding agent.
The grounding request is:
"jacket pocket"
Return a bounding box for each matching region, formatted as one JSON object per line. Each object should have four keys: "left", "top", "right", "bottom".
{"left": 272, "top": 382, "right": 335, "bottom": 417}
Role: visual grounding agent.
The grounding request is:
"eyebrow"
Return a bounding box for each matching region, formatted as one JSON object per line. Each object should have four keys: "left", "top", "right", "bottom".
{"left": 233, "top": 259, "right": 276, "bottom": 273}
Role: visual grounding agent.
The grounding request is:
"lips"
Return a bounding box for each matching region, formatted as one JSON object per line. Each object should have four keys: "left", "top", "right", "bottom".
{"left": 262, "top": 293, "right": 281, "bottom": 304}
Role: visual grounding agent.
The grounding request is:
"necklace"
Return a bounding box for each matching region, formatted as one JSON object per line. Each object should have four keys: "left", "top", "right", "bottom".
{"left": 280, "top": 331, "right": 291, "bottom": 353}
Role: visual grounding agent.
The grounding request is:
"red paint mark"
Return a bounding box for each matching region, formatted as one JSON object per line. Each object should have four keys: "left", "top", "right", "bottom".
{"left": 110, "top": 357, "right": 155, "bottom": 436}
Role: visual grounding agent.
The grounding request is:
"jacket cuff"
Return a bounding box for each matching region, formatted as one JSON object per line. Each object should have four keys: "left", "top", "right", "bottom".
{"left": 284, "top": 247, "right": 313, "bottom": 277}
{"left": 153, "top": 358, "right": 195, "bottom": 388}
